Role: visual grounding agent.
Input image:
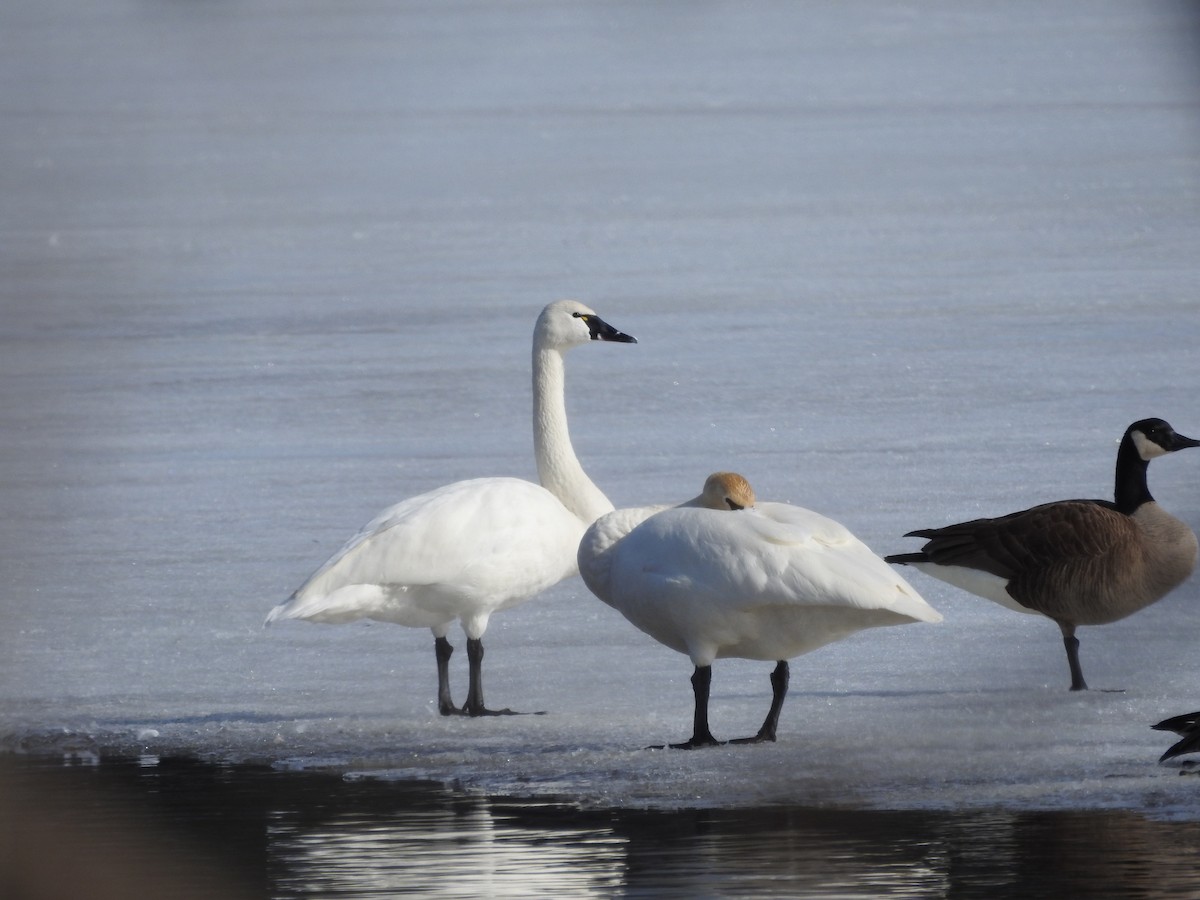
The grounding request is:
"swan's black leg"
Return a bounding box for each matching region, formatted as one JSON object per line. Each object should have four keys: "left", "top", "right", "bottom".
{"left": 461, "top": 637, "right": 519, "bottom": 716}
{"left": 434, "top": 635, "right": 460, "bottom": 716}
{"left": 661, "top": 665, "right": 724, "bottom": 749}
{"left": 731, "top": 660, "right": 789, "bottom": 744}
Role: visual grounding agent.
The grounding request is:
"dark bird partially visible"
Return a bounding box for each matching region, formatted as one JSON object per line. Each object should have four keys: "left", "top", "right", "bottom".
{"left": 1153, "top": 711, "right": 1200, "bottom": 762}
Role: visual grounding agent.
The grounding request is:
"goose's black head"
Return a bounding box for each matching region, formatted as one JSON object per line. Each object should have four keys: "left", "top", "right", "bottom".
{"left": 1127, "top": 418, "right": 1200, "bottom": 461}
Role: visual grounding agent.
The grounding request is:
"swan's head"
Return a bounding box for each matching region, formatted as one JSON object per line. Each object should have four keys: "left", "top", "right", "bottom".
{"left": 535, "top": 300, "right": 637, "bottom": 351}
{"left": 1127, "top": 418, "right": 1200, "bottom": 461}
{"left": 686, "top": 471, "right": 756, "bottom": 511}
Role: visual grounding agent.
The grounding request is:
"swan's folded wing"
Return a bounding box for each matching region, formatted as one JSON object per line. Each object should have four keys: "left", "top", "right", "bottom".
{"left": 278, "top": 477, "right": 584, "bottom": 615}
{"left": 615, "top": 506, "right": 939, "bottom": 624}
{"left": 578, "top": 504, "right": 668, "bottom": 604}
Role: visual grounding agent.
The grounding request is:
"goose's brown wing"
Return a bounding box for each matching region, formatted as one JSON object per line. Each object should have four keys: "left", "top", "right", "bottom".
{"left": 907, "top": 500, "right": 1133, "bottom": 614}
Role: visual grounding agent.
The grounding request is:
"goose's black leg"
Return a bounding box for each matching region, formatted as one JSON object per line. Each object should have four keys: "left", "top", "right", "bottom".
{"left": 1060, "top": 625, "right": 1089, "bottom": 691}
{"left": 731, "top": 660, "right": 789, "bottom": 744}
{"left": 434, "top": 635, "right": 460, "bottom": 716}
{"left": 461, "top": 637, "right": 518, "bottom": 716}
{"left": 664, "top": 665, "right": 724, "bottom": 749}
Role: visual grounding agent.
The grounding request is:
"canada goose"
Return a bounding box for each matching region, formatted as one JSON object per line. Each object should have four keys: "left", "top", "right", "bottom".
{"left": 1153, "top": 711, "right": 1200, "bottom": 762}
{"left": 887, "top": 418, "right": 1199, "bottom": 691}
{"left": 267, "top": 300, "right": 636, "bottom": 716}
{"left": 579, "top": 473, "right": 940, "bottom": 748}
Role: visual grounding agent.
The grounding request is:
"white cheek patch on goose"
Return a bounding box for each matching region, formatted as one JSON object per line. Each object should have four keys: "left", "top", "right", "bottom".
{"left": 1132, "top": 430, "right": 1168, "bottom": 460}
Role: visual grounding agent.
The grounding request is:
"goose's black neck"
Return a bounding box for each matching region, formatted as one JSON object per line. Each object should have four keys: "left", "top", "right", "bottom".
{"left": 1114, "top": 432, "right": 1153, "bottom": 513}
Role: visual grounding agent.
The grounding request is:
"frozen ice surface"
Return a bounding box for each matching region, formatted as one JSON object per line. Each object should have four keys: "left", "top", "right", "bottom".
{"left": 3, "top": 0, "right": 1200, "bottom": 817}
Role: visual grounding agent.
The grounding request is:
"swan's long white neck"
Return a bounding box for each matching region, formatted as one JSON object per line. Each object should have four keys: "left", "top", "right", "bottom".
{"left": 533, "top": 345, "right": 614, "bottom": 524}
{"left": 530, "top": 348, "right": 614, "bottom": 528}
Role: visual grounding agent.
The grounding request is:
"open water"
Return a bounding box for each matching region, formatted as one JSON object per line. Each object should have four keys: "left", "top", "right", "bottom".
{"left": 6, "top": 754, "right": 1200, "bottom": 899}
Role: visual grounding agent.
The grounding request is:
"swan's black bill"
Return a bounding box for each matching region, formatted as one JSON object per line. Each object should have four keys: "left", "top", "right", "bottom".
{"left": 577, "top": 313, "right": 637, "bottom": 344}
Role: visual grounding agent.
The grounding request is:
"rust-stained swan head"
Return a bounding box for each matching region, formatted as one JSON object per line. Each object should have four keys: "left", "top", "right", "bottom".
{"left": 688, "top": 471, "right": 756, "bottom": 511}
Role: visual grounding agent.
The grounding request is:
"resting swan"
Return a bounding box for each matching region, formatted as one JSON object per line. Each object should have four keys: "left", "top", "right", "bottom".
{"left": 267, "top": 300, "right": 636, "bottom": 715}
{"left": 579, "top": 473, "right": 940, "bottom": 748}
{"left": 887, "top": 418, "right": 1199, "bottom": 691}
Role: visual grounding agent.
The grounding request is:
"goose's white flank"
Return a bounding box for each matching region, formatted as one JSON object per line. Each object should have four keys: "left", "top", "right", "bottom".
{"left": 579, "top": 472, "right": 940, "bottom": 748}
{"left": 267, "top": 300, "right": 636, "bottom": 716}
{"left": 887, "top": 418, "right": 1199, "bottom": 691}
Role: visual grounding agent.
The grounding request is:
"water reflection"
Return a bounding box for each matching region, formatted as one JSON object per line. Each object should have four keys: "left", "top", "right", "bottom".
{"left": 3, "top": 756, "right": 1200, "bottom": 899}
{"left": 270, "top": 799, "right": 627, "bottom": 897}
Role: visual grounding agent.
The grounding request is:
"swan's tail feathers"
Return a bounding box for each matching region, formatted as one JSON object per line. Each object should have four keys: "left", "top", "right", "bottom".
{"left": 264, "top": 584, "right": 387, "bottom": 626}
{"left": 884, "top": 552, "right": 927, "bottom": 566}
{"left": 263, "top": 597, "right": 294, "bottom": 627}
{"left": 887, "top": 580, "right": 942, "bottom": 624}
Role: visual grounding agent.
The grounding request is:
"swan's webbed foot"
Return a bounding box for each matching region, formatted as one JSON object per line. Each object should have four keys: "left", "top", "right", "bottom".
{"left": 666, "top": 735, "right": 726, "bottom": 750}
{"left": 457, "top": 637, "right": 527, "bottom": 716}
{"left": 648, "top": 665, "right": 726, "bottom": 749}
{"left": 728, "top": 661, "right": 788, "bottom": 744}
{"left": 646, "top": 729, "right": 724, "bottom": 750}
{"left": 728, "top": 731, "right": 777, "bottom": 745}
{"left": 442, "top": 701, "right": 542, "bottom": 717}
{"left": 462, "top": 703, "right": 523, "bottom": 717}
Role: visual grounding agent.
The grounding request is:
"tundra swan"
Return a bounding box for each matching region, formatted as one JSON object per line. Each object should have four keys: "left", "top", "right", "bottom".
{"left": 267, "top": 300, "right": 636, "bottom": 715}
{"left": 579, "top": 473, "right": 939, "bottom": 747}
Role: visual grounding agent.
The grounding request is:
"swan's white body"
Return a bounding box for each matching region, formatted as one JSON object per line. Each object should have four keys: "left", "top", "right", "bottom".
{"left": 267, "top": 300, "right": 636, "bottom": 715}
{"left": 579, "top": 481, "right": 939, "bottom": 747}
{"left": 271, "top": 476, "right": 588, "bottom": 638}
{"left": 583, "top": 501, "right": 940, "bottom": 668}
